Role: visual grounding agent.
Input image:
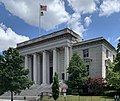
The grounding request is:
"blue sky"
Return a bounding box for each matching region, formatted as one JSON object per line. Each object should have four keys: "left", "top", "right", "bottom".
{"left": 0, "top": 0, "right": 120, "bottom": 52}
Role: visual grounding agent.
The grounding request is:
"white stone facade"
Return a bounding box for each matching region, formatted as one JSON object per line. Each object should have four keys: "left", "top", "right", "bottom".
{"left": 17, "top": 28, "right": 116, "bottom": 85}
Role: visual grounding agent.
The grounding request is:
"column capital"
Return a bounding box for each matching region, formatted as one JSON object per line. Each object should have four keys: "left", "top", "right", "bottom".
{"left": 25, "top": 54, "right": 28, "bottom": 56}
{"left": 24, "top": 54, "right": 31, "bottom": 57}
{"left": 33, "top": 52, "right": 39, "bottom": 56}
{"left": 42, "top": 50, "right": 50, "bottom": 54}
{"left": 53, "top": 47, "right": 61, "bottom": 52}
{"left": 63, "top": 45, "right": 71, "bottom": 49}
{"left": 53, "top": 48, "right": 57, "bottom": 52}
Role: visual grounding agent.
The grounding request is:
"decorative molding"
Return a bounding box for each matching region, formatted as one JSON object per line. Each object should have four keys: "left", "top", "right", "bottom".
{"left": 84, "top": 58, "right": 92, "bottom": 62}
{"left": 19, "top": 39, "right": 71, "bottom": 55}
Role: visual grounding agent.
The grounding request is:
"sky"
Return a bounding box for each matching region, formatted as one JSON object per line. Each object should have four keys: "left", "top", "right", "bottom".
{"left": 0, "top": 0, "right": 120, "bottom": 52}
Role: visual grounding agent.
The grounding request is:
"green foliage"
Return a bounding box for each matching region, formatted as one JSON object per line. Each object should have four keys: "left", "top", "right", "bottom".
{"left": 52, "top": 72, "right": 59, "bottom": 101}
{"left": 108, "top": 63, "right": 120, "bottom": 90}
{"left": 66, "top": 52, "right": 88, "bottom": 94}
{"left": 108, "top": 40, "right": 120, "bottom": 90}
{"left": 0, "top": 48, "right": 33, "bottom": 101}
{"left": 114, "top": 40, "right": 120, "bottom": 71}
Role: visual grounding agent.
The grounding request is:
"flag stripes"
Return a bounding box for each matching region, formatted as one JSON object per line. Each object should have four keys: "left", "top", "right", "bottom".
{"left": 40, "top": 5, "right": 47, "bottom": 11}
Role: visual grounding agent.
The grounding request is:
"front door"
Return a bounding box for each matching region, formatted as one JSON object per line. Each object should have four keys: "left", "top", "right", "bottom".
{"left": 50, "top": 67, "right": 53, "bottom": 84}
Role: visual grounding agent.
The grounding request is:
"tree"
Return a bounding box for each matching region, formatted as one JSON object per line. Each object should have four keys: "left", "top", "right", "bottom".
{"left": 108, "top": 40, "right": 120, "bottom": 90}
{"left": 52, "top": 72, "right": 59, "bottom": 101}
{"left": 0, "top": 48, "right": 33, "bottom": 101}
{"left": 114, "top": 39, "right": 120, "bottom": 71}
{"left": 66, "top": 52, "right": 88, "bottom": 94}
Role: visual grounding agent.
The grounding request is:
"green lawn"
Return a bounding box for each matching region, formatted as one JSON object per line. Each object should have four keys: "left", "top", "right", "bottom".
{"left": 42, "top": 95, "right": 114, "bottom": 101}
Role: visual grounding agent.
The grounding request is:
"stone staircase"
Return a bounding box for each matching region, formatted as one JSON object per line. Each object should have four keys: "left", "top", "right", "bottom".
{"left": 1, "top": 84, "right": 52, "bottom": 100}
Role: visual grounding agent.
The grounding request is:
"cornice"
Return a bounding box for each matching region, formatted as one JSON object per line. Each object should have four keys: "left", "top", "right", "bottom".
{"left": 17, "top": 28, "right": 80, "bottom": 49}
{"left": 73, "top": 37, "right": 116, "bottom": 52}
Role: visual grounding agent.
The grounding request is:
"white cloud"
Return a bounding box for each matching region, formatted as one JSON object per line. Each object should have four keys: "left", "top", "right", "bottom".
{"left": 0, "top": 0, "right": 70, "bottom": 30}
{"left": 68, "top": 13, "right": 85, "bottom": 37}
{"left": 66, "top": 0, "right": 96, "bottom": 37}
{"left": 1, "top": 0, "right": 120, "bottom": 41}
{"left": 0, "top": 0, "right": 88, "bottom": 37}
{"left": 115, "top": 37, "right": 120, "bottom": 42}
{"left": 0, "top": 23, "right": 29, "bottom": 52}
{"left": 107, "top": 37, "right": 111, "bottom": 43}
{"left": 99, "top": 0, "right": 120, "bottom": 16}
{"left": 0, "top": 0, "right": 103, "bottom": 38}
{"left": 67, "top": 0, "right": 97, "bottom": 14}
{"left": 84, "top": 16, "right": 92, "bottom": 27}
{"left": 41, "top": 0, "right": 70, "bottom": 29}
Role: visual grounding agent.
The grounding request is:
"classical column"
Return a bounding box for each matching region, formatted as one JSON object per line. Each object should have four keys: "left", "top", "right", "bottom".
{"left": 25, "top": 55, "right": 32, "bottom": 80}
{"left": 42, "top": 51, "right": 47, "bottom": 84}
{"left": 25, "top": 55, "right": 28, "bottom": 69}
{"left": 64, "top": 46, "right": 69, "bottom": 80}
{"left": 46, "top": 52, "right": 50, "bottom": 84}
{"left": 33, "top": 53, "right": 37, "bottom": 84}
{"left": 57, "top": 50, "right": 61, "bottom": 79}
{"left": 37, "top": 54, "right": 41, "bottom": 85}
{"left": 53, "top": 48, "right": 57, "bottom": 76}
{"left": 28, "top": 56, "right": 32, "bottom": 80}
{"left": 69, "top": 46, "right": 73, "bottom": 60}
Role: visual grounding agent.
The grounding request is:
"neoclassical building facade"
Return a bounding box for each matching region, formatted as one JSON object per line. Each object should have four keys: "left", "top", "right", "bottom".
{"left": 17, "top": 28, "right": 116, "bottom": 85}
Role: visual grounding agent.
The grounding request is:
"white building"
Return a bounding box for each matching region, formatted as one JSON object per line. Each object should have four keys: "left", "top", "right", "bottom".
{"left": 17, "top": 28, "right": 116, "bottom": 85}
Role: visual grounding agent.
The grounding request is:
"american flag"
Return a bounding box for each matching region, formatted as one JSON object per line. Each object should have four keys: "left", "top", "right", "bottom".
{"left": 40, "top": 5, "right": 47, "bottom": 11}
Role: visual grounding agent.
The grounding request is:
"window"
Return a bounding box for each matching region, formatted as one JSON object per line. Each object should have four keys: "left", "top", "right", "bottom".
{"left": 106, "top": 66, "right": 109, "bottom": 77}
{"left": 62, "top": 73, "right": 65, "bottom": 80}
{"left": 113, "top": 55, "right": 115, "bottom": 60}
{"left": 83, "top": 49, "right": 89, "bottom": 58}
{"left": 86, "top": 65, "right": 89, "bottom": 76}
{"left": 106, "top": 49, "right": 108, "bottom": 58}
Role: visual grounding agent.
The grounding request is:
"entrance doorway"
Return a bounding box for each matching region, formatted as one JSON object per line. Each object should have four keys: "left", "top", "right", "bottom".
{"left": 50, "top": 67, "right": 53, "bottom": 84}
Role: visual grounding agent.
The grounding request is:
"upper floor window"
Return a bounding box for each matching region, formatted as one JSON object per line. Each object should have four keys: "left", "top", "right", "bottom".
{"left": 83, "top": 49, "right": 89, "bottom": 58}
{"left": 106, "top": 49, "right": 109, "bottom": 58}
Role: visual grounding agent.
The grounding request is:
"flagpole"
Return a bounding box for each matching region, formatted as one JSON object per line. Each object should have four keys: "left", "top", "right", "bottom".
{"left": 39, "top": 0, "right": 41, "bottom": 35}
{"left": 40, "top": 10, "right": 42, "bottom": 36}
{"left": 38, "top": 1, "right": 47, "bottom": 36}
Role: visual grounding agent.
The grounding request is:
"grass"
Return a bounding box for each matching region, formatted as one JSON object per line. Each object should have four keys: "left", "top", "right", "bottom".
{"left": 42, "top": 95, "right": 114, "bottom": 101}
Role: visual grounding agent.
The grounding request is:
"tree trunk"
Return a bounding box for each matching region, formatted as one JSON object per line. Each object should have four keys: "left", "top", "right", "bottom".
{"left": 11, "top": 91, "right": 13, "bottom": 101}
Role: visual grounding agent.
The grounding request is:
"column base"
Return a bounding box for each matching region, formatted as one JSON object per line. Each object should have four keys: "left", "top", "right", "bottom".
{"left": 41, "top": 83, "right": 49, "bottom": 87}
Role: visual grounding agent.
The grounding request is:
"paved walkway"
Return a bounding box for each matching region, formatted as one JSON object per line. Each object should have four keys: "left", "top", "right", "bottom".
{"left": 0, "top": 99, "right": 24, "bottom": 101}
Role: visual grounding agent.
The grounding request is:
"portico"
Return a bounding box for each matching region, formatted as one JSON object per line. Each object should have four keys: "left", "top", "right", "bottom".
{"left": 17, "top": 29, "right": 80, "bottom": 85}
{"left": 24, "top": 46, "right": 70, "bottom": 85}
